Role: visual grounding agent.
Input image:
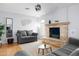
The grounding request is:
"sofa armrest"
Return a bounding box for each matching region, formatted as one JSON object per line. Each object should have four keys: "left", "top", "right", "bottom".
{"left": 32, "top": 33, "right": 38, "bottom": 36}
{"left": 70, "top": 48, "right": 79, "bottom": 56}
{"left": 69, "top": 37, "right": 79, "bottom": 46}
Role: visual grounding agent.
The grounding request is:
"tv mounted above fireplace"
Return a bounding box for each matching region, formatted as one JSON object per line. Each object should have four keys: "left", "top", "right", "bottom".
{"left": 49, "top": 27, "right": 60, "bottom": 39}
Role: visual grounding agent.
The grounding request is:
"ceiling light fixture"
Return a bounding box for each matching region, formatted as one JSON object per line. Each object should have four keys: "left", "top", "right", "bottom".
{"left": 35, "top": 4, "right": 41, "bottom": 11}
{"left": 41, "top": 20, "right": 45, "bottom": 23}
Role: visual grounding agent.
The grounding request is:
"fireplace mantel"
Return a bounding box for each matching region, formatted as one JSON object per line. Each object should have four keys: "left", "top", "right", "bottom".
{"left": 46, "top": 22, "right": 70, "bottom": 26}
{"left": 45, "top": 22, "right": 70, "bottom": 47}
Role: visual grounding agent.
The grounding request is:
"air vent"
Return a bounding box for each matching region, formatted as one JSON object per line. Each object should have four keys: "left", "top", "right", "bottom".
{"left": 25, "top": 8, "right": 30, "bottom": 10}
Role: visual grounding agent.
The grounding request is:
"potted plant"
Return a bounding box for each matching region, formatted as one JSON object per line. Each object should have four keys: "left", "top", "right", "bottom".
{"left": 0, "top": 23, "right": 4, "bottom": 41}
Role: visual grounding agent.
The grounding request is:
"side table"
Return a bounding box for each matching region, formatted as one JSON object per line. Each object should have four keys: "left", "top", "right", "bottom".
{"left": 7, "top": 37, "right": 14, "bottom": 44}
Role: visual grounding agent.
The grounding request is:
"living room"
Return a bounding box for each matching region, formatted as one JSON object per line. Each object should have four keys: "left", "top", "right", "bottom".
{"left": 0, "top": 3, "right": 79, "bottom": 56}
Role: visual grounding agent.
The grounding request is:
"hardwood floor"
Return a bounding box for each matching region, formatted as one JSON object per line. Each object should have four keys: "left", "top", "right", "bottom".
{"left": 0, "top": 40, "right": 59, "bottom": 56}
{"left": 0, "top": 43, "right": 22, "bottom": 56}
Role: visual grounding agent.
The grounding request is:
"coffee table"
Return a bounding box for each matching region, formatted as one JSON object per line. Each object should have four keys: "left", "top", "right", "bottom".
{"left": 38, "top": 44, "right": 52, "bottom": 55}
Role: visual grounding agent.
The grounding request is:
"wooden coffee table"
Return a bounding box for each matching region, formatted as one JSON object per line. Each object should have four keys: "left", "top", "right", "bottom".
{"left": 38, "top": 44, "right": 52, "bottom": 55}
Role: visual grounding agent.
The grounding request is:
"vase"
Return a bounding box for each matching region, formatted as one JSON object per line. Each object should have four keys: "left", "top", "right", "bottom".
{"left": 49, "top": 20, "right": 51, "bottom": 24}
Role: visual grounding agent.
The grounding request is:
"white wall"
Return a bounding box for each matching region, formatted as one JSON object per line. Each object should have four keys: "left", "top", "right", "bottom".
{"left": 0, "top": 11, "right": 39, "bottom": 44}
{"left": 68, "top": 5, "right": 79, "bottom": 38}
{"left": 41, "top": 5, "right": 79, "bottom": 39}
{"left": 1, "top": 4, "right": 79, "bottom": 44}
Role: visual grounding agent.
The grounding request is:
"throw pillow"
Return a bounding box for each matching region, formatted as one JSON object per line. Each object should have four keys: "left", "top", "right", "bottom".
{"left": 21, "top": 31, "right": 27, "bottom": 36}
{"left": 27, "top": 30, "right": 33, "bottom": 36}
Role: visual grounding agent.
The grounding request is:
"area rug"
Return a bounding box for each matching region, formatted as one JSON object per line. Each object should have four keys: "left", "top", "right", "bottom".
{"left": 19, "top": 40, "right": 57, "bottom": 56}
{"left": 19, "top": 41, "right": 42, "bottom": 56}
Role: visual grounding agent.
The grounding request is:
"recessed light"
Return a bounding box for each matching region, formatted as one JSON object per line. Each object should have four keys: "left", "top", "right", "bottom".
{"left": 41, "top": 20, "right": 45, "bottom": 23}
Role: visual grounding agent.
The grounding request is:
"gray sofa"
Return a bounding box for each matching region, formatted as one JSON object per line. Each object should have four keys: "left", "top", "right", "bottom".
{"left": 16, "top": 30, "right": 38, "bottom": 44}
{"left": 48, "top": 37, "right": 79, "bottom": 56}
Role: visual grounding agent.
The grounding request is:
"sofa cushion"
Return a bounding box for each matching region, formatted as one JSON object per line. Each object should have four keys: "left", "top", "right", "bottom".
{"left": 27, "top": 30, "right": 33, "bottom": 36}
{"left": 54, "top": 50, "right": 68, "bottom": 56}
{"left": 20, "top": 31, "right": 27, "bottom": 36}
{"left": 51, "top": 44, "right": 78, "bottom": 56}
{"left": 58, "top": 48, "right": 71, "bottom": 55}
{"left": 63, "top": 44, "right": 78, "bottom": 52}
{"left": 21, "top": 36, "right": 34, "bottom": 38}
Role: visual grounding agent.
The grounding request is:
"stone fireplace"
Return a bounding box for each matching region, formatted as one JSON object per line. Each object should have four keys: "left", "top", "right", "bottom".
{"left": 44, "top": 22, "right": 70, "bottom": 47}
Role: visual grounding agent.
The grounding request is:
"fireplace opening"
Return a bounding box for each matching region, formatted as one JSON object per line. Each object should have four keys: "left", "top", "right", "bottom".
{"left": 49, "top": 27, "right": 60, "bottom": 39}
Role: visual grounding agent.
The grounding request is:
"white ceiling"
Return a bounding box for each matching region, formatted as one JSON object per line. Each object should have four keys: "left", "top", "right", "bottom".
{"left": 0, "top": 3, "right": 78, "bottom": 17}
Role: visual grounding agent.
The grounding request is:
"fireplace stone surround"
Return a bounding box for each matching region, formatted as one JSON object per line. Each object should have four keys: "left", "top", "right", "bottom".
{"left": 44, "top": 22, "right": 70, "bottom": 47}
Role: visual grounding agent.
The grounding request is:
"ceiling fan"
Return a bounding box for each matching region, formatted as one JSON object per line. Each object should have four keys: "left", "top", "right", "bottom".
{"left": 35, "top": 4, "right": 41, "bottom": 11}
{"left": 25, "top": 4, "right": 41, "bottom": 12}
